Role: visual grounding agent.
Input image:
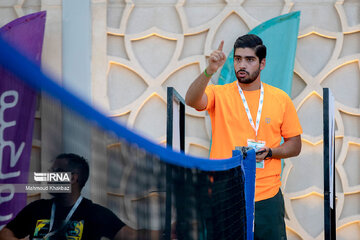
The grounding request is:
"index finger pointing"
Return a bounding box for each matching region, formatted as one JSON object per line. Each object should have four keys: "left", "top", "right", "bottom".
{"left": 218, "top": 40, "right": 224, "bottom": 51}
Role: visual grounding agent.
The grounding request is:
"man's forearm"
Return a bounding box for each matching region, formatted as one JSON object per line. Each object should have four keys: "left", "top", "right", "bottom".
{"left": 272, "top": 135, "right": 302, "bottom": 159}
{"left": 185, "top": 71, "right": 210, "bottom": 109}
{"left": 0, "top": 227, "right": 19, "bottom": 240}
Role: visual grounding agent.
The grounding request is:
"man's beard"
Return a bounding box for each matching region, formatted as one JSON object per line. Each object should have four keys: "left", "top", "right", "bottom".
{"left": 236, "top": 67, "right": 260, "bottom": 84}
{"left": 50, "top": 192, "right": 66, "bottom": 198}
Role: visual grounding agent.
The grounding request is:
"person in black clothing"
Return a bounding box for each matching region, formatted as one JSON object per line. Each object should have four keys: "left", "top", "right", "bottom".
{"left": 0, "top": 153, "right": 161, "bottom": 240}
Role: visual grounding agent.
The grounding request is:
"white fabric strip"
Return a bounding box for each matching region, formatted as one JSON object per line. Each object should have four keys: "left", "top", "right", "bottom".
{"left": 237, "top": 81, "right": 264, "bottom": 137}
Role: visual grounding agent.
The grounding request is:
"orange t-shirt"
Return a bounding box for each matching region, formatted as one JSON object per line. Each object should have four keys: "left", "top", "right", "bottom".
{"left": 202, "top": 81, "right": 302, "bottom": 202}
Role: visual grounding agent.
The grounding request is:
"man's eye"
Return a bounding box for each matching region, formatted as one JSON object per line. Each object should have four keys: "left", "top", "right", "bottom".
{"left": 50, "top": 168, "right": 64, "bottom": 172}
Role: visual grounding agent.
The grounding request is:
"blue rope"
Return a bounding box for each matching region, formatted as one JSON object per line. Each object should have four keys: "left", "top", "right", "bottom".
{"left": 0, "top": 36, "right": 242, "bottom": 171}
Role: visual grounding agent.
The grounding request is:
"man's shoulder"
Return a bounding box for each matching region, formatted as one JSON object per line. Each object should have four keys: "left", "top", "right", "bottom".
{"left": 12, "top": 198, "right": 52, "bottom": 217}
{"left": 263, "top": 82, "right": 286, "bottom": 94}
{"left": 80, "top": 197, "right": 97, "bottom": 210}
{"left": 80, "top": 198, "right": 125, "bottom": 228}
{"left": 26, "top": 198, "right": 52, "bottom": 209}
{"left": 81, "top": 198, "right": 117, "bottom": 215}
{"left": 263, "top": 83, "right": 291, "bottom": 99}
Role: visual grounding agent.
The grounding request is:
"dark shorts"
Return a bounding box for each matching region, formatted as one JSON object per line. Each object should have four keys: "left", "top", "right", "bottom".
{"left": 254, "top": 189, "right": 287, "bottom": 240}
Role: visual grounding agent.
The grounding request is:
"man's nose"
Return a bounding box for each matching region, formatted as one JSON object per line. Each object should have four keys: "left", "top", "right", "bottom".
{"left": 238, "top": 60, "right": 246, "bottom": 69}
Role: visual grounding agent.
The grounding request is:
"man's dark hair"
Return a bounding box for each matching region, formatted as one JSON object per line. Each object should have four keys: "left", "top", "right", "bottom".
{"left": 56, "top": 153, "right": 89, "bottom": 189}
{"left": 233, "top": 34, "right": 267, "bottom": 62}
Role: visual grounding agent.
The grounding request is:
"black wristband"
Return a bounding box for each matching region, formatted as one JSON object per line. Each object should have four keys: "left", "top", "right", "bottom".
{"left": 264, "top": 148, "right": 272, "bottom": 159}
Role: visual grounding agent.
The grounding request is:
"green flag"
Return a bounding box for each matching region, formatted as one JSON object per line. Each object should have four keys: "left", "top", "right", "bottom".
{"left": 218, "top": 11, "right": 300, "bottom": 95}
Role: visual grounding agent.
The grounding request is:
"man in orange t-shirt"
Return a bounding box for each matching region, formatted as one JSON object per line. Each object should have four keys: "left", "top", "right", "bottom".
{"left": 185, "top": 34, "right": 302, "bottom": 240}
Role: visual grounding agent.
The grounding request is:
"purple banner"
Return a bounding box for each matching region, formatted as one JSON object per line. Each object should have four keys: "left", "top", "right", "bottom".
{"left": 0, "top": 11, "right": 46, "bottom": 228}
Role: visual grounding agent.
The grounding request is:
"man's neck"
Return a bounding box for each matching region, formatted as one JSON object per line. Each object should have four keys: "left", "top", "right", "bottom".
{"left": 238, "top": 78, "right": 262, "bottom": 91}
{"left": 54, "top": 192, "right": 81, "bottom": 207}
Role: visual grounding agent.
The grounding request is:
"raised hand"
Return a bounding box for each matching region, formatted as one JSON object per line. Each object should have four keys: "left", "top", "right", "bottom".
{"left": 207, "top": 41, "right": 226, "bottom": 75}
{"left": 185, "top": 41, "right": 226, "bottom": 109}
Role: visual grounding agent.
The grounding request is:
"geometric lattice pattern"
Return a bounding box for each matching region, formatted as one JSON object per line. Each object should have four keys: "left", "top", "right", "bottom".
{"left": 1, "top": 0, "right": 359, "bottom": 239}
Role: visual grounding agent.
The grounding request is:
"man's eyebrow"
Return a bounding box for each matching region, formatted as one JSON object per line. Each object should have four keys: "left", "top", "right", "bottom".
{"left": 234, "top": 55, "right": 256, "bottom": 58}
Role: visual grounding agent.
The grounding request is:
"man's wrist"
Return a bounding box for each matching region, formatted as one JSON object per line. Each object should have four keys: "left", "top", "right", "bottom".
{"left": 204, "top": 68, "right": 215, "bottom": 77}
{"left": 264, "top": 148, "right": 272, "bottom": 159}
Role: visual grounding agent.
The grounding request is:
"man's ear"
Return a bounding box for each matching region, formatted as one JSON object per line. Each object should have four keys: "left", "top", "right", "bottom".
{"left": 260, "top": 58, "right": 266, "bottom": 70}
{"left": 71, "top": 172, "right": 79, "bottom": 185}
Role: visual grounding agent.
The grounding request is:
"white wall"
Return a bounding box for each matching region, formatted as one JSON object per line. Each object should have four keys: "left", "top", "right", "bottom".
{"left": 0, "top": 0, "right": 359, "bottom": 239}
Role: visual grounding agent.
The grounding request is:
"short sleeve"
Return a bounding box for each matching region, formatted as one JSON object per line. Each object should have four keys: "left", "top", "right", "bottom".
{"left": 281, "top": 95, "right": 303, "bottom": 138}
{"left": 202, "top": 84, "right": 216, "bottom": 112}
{"left": 91, "top": 204, "right": 126, "bottom": 239}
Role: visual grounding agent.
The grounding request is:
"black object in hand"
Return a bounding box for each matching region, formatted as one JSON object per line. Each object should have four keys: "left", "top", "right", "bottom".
{"left": 256, "top": 149, "right": 266, "bottom": 155}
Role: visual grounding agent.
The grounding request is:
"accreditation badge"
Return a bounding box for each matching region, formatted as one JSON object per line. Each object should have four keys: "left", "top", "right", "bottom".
{"left": 247, "top": 139, "right": 265, "bottom": 169}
